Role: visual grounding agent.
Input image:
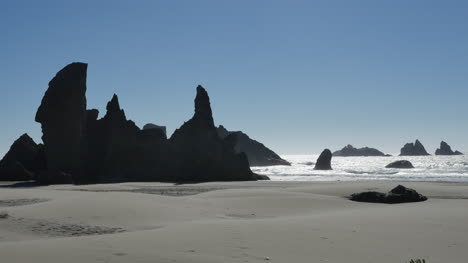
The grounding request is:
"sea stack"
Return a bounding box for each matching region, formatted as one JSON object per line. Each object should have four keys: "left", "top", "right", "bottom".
{"left": 216, "top": 125, "right": 290, "bottom": 166}
{"left": 435, "top": 141, "right": 463, "bottom": 155}
{"left": 35, "top": 62, "right": 88, "bottom": 183}
{"left": 314, "top": 149, "right": 332, "bottom": 170}
{"left": 399, "top": 140, "right": 430, "bottom": 156}
{"left": 169, "top": 86, "right": 261, "bottom": 181}
{"left": 333, "top": 145, "right": 388, "bottom": 157}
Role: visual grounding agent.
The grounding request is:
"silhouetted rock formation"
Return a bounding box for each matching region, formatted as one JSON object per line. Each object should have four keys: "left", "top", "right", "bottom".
{"left": 93, "top": 94, "right": 140, "bottom": 182}
{"left": 84, "top": 95, "right": 168, "bottom": 183}
{"left": 400, "top": 140, "right": 430, "bottom": 156}
{"left": 35, "top": 62, "right": 88, "bottom": 184}
{"left": 350, "top": 185, "right": 427, "bottom": 204}
{"left": 314, "top": 149, "right": 332, "bottom": 170}
{"left": 0, "top": 134, "right": 43, "bottom": 181}
{"left": 31, "top": 64, "right": 267, "bottom": 184}
{"left": 143, "top": 123, "right": 167, "bottom": 138}
{"left": 333, "top": 145, "right": 387, "bottom": 157}
{"left": 435, "top": 141, "right": 463, "bottom": 156}
{"left": 216, "top": 125, "right": 290, "bottom": 167}
{"left": 169, "top": 86, "right": 262, "bottom": 181}
{"left": 385, "top": 160, "right": 414, "bottom": 169}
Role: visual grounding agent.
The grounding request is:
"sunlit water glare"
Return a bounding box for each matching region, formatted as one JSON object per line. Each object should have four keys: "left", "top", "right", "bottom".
{"left": 251, "top": 154, "right": 468, "bottom": 182}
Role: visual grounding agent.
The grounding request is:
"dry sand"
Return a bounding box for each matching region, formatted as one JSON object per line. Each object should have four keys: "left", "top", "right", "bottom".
{"left": 0, "top": 180, "right": 467, "bottom": 262}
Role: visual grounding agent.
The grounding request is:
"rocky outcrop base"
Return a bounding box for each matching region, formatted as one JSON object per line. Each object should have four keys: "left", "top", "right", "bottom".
{"left": 350, "top": 185, "right": 427, "bottom": 204}
{"left": 385, "top": 160, "right": 414, "bottom": 169}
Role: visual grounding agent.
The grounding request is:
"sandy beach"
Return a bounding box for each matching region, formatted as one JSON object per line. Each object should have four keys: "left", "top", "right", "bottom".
{"left": 0, "top": 181, "right": 466, "bottom": 262}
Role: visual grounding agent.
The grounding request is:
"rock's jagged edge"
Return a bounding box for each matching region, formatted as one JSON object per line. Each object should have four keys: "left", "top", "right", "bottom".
{"left": 216, "top": 125, "right": 290, "bottom": 167}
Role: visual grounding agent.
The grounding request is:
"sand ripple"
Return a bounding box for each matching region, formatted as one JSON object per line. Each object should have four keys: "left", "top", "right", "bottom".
{"left": 0, "top": 199, "right": 49, "bottom": 207}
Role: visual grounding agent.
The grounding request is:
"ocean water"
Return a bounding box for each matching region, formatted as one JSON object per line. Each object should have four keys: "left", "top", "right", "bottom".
{"left": 251, "top": 154, "right": 468, "bottom": 182}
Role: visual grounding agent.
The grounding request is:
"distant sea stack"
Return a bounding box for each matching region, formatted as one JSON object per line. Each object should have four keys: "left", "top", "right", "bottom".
{"left": 333, "top": 145, "right": 388, "bottom": 157}
{"left": 216, "top": 125, "right": 290, "bottom": 167}
{"left": 399, "top": 140, "right": 430, "bottom": 156}
{"left": 435, "top": 141, "right": 463, "bottom": 156}
{"left": 314, "top": 149, "right": 332, "bottom": 170}
{"left": 0, "top": 134, "right": 44, "bottom": 181}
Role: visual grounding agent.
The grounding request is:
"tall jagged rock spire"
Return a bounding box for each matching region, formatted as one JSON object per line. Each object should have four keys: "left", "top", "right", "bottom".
{"left": 193, "top": 85, "right": 214, "bottom": 126}
{"left": 106, "top": 94, "right": 121, "bottom": 113}
{"left": 103, "top": 94, "right": 127, "bottom": 123}
{"left": 168, "top": 85, "right": 259, "bottom": 182}
{"left": 35, "top": 62, "right": 88, "bottom": 183}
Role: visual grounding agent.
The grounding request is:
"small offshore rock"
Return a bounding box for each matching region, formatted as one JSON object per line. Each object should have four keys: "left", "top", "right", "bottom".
{"left": 385, "top": 160, "right": 414, "bottom": 169}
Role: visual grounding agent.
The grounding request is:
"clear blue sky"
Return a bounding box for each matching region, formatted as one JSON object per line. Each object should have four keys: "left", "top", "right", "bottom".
{"left": 1, "top": 0, "right": 467, "bottom": 156}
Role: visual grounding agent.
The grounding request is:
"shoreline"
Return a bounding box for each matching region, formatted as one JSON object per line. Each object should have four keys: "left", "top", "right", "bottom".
{"left": 0, "top": 180, "right": 467, "bottom": 262}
